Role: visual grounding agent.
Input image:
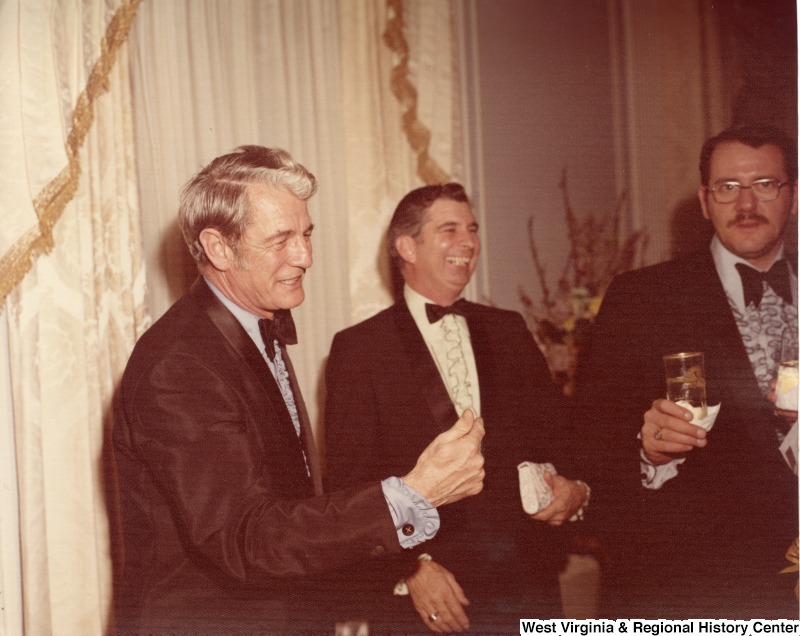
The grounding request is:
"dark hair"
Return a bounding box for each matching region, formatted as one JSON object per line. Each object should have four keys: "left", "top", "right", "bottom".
{"left": 699, "top": 125, "right": 797, "bottom": 186}
{"left": 179, "top": 146, "right": 316, "bottom": 266}
{"left": 387, "top": 183, "right": 470, "bottom": 273}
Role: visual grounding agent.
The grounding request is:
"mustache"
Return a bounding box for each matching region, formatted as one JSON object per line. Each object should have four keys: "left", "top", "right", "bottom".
{"left": 728, "top": 213, "right": 769, "bottom": 227}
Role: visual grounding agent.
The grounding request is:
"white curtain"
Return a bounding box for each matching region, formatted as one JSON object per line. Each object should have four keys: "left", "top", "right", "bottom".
{"left": 131, "top": 0, "right": 464, "bottom": 430}
{"left": 607, "top": 0, "right": 727, "bottom": 263}
{"left": 0, "top": 1, "right": 147, "bottom": 634}
{"left": 131, "top": 0, "right": 353, "bottom": 431}
{"left": 0, "top": 0, "right": 463, "bottom": 632}
{"left": 342, "top": 0, "right": 464, "bottom": 323}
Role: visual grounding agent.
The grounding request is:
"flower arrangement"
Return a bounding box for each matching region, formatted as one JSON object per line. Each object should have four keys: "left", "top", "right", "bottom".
{"left": 519, "top": 168, "right": 647, "bottom": 396}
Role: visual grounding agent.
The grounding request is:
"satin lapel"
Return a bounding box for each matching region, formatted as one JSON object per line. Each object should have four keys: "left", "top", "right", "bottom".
{"left": 281, "top": 345, "right": 324, "bottom": 495}
{"left": 693, "top": 255, "right": 774, "bottom": 442}
{"left": 394, "top": 300, "right": 457, "bottom": 432}
{"left": 189, "top": 278, "right": 301, "bottom": 443}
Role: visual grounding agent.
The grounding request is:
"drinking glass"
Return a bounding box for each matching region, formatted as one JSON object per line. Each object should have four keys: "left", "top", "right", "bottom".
{"left": 663, "top": 352, "right": 707, "bottom": 420}
{"left": 775, "top": 329, "right": 799, "bottom": 419}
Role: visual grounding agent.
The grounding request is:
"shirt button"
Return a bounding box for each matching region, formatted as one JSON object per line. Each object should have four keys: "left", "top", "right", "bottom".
{"left": 402, "top": 523, "right": 415, "bottom": 536}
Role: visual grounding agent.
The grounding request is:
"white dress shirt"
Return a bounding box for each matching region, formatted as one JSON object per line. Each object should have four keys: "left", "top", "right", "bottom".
{"left": 404, "top": 284, "right": 481, "bottom": 416}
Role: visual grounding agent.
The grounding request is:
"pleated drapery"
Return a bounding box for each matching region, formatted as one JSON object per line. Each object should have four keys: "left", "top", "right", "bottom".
{"left": 0, "top": 1, "right": 147, "bottom": 634}
{"left": 0, "top": 1, "right": 464, "bottom": 632}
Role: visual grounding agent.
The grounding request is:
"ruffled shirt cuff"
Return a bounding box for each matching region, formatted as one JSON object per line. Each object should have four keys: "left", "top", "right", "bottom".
{"left": 381, "top": 476, "right": 440, "bottom": 548}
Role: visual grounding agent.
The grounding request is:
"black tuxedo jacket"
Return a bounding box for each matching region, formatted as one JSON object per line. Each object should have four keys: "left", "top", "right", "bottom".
{"left": 579, "top": 251, "right": 798, "bottom": 618}
{"left": 325, "top": 299, "right": 577, "bottom": 625}
{"left": 112, "top": 278, "right": 399, "bottom": 634}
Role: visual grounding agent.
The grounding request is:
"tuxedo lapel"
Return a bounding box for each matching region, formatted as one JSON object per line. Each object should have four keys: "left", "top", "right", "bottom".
{"left": 686, "top": 255, "right": 776, "bottom": 442}
{"left": 189, "top": 278, "right": 305, "bottom": 447}
{"left": 281, "top": 346, "right": 324, "bottom": 495}
{"left": 689, "top": 255, "right": 748, "bottom": 363}
{"left": 394, "top": 301, "right": 457, "bottom": 432}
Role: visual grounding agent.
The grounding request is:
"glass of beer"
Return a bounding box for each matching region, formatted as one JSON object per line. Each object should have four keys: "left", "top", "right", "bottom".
{"left": 663, "top": 352, "right": 707, "bottom": 420}
{"left": 775, "top": 330, "right": 798, "bottom": 419}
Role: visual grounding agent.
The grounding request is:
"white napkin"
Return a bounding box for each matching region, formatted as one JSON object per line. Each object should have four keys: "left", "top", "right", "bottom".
{"left": 517, "top": 461, "right": 556, "bottom": 514}
{"left": 675, "top": 402, "right": 720, "bottom": 432}
{"left": 779, "top": 422, "right": 797, "bottom": 474}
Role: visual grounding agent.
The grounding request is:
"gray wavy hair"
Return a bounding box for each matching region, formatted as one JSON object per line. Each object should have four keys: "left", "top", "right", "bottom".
{"left": 179, "top": 145, "right": 317, "bottom": 266}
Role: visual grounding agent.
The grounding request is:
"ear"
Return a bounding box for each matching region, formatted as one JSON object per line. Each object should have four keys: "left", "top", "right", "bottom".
{"left": 199, "top": 228, "right": 235, "bottom": 271}
{"left": 395, "top": 235, "right": 417, "bottom": 265}
{"left": 791, "top": 183, "right": 798, "bottom": 218}
{"left": 697, "top": 186, "right": 711, "bottom": 221}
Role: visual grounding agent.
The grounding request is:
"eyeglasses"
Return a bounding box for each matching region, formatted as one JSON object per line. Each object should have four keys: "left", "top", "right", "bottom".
{"left": 708, "top": 179, "right": 790, "bottom": 204}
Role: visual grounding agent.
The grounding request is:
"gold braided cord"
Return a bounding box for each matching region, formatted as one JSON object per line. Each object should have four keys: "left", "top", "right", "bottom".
{"left": 383, "top": 0, "right": 451, "bottom": 186}
{"left": 0, "top": 0, "right": 143, "bottom": 307}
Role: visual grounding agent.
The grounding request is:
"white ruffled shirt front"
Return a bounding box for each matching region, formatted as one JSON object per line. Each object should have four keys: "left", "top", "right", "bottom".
{"left": 641, "top": 237, "right": 795, "bottom": 489}
{"left": 404, "top": 285, "right": 482, "bottom": 416}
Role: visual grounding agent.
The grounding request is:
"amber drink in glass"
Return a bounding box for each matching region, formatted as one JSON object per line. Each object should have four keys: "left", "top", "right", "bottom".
{"left": 663, "top": 352, "right": 707, "bottom": 420}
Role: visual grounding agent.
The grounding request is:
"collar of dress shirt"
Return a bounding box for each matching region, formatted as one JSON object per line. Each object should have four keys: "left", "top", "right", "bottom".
{"left": 709, "top": 235, "right": 794, "bottom": 313}
{"left": 403, "top": 284, "right": 464, "bottom": 342}
{"left": 203, "top": 277, "right": 268, "bottom": 357}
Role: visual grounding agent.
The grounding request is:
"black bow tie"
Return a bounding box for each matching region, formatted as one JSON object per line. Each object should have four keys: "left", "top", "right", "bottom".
{"left": 426, "top": 299, "right": 468, "bottom": 323}
{"left": 258, "top": 310, "right": 297, "bottom": 360}
{"left": 735, "top": 260, "right": 792, "bottom": 308}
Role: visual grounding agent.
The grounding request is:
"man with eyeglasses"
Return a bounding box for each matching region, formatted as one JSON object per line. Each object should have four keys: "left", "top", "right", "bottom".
{"left": 580, "top": 125, "right": 798, "bottom": 618}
